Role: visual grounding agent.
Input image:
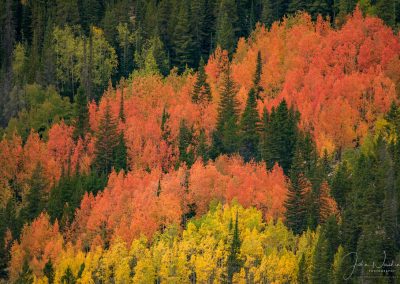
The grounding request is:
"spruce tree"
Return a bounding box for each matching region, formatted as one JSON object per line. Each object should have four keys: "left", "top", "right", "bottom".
{"left": 288, "top": 0, "right": 310, "bottom": 14}
{"left": 261, "top": 0, "right": 274, "bottom": 26}
{"left": 197, "top": 128, "right": 209, "bottom": 162}
{"left": 215, "top": 0, "right": 239, "bottom": 55}
{"left": 239, "top": 88, "right": 260, "bottom": 162}
{"left": 259, "top": 106, "right": 269, "bottom": 162}
{"left": 376, "top": 0, "right": 396, "bottom": 27}
{"left": 212, "top": 63, "right": 240, "bottom": 157}
{"left": 192, "top": 57, "right": 212, "bottom": 104}
{"left": 93, "top": 101, "right": 119, "bottom": 175}
{"left": 23, "top": 163, "right": 48, "bottom": 222}
{"left": 253, "top": 51, "right": 264, "bottom": 100}
{"left": 311, "top": 228, "right": 331, "bottom": 283}
{"left": 263, "top": 99, "right": 299, "bottom": 174}
{"left": 73, "top": 86, "right": 89, "bottom": 140}
{"left": 178, "top": 119, "right": 195, "bottom": 167}
{"left": 114, "top": 132, "right": 128, "bottom": 173}
{"left": 43, "top": 259, "right": 54, "bottom": 284}
{"left": 227, "top": 211, "right": 242, "bottom": 282}
{"left": 284, "top": 146, "right": 308, "bottom": 234}
{"left": 173, "top": 0, "right": 196, "bottom": 72}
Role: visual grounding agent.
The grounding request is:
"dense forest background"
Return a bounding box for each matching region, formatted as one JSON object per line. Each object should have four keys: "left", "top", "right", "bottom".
{"left": 1, "top": 0, "right": 400, "bottom": 283}
{"left": 1, "top": 0, "right": 400, "bottom": 127}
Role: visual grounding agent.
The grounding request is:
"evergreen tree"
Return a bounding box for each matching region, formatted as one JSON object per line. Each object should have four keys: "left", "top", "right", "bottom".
{"left": 173, "top": 0, "right": 196, "bottom": 72}
{"left": 61, "top": 266, "right": 76, "bottom": 284}
{"left": 288, "top": 0, "right": 311, "bottom": 14}
{"left": 311, "top": 228, "right": 331, "bottom": 283}
{"left": 212, "top": 63, "right": 240, "bottom": 157}
{"left": 253, "top": 51, "right": 264, "bottom": 100}
{"left": 43, "top": 259, "right": 55, "bottom": 284}
{"left": 284, "top": 146, "right": 309, "bottom": 234}
{"left": 22, "top": 163, "right": 47, "bottom": 222}
{"left": 73, "top": 86, "right": 89, "bottom": 140}
{"left": 261, "top": 0, "right": 274, "bottom": 26}
{"left": 259, "top": 106, "right": 269, "bottom": 162}
{"left": 197, "top": 128, "right": 209, "bottom": 162}
{"left": 178, "top": 119, "right": 195, "bottom": 167}
{"left": 263, "top": 99, "right": 299, "bottom": 174}
{"left": 93, "top": 101, "right": 119, "bottom": 174}
{"left": 192, "top": 57, "right": 212, "bottom": 104}
{"left": 114, "top": 132, "right": 128, "bottom": 173}
{"left": 297, "top": 253, "right": 307, "bottom": 283}
{"left": 119, "top": 89, "right": 125, "bottom": 123}
{"left": 161, "top": 105, "right": 172, "bottom": 145}
{"left": 331, "top": 161, "right": 351, "bottom": 210}
{"left": 215, "top": 0, "right": 238, "bottom": 55}
{"left": 239, "top": 88, "right": 260, "bottom": 162}
{"left": 227, "top": 211, "right": 242, "bottom": 282}
{"left": 376, "top": 0, "right": 396, "bottom": 27}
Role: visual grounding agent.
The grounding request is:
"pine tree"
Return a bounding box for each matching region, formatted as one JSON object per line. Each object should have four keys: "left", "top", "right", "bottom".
{"left": 376, "top": 0, "right": 396, "bottom": 27}
{"left": 73, "top": 86, "right": 89, "bottom": 140}
{"left": 263, "top": 99, "right": 299, "bottom": 174}
{"left": 43, "top": 259, "right": 54, "bottom": 284}
{"left": 261, "top": 0, "right": 274, "bottom": 26}
{"left": 288, "top": 0, "right": 310, "bottom": 14}
{"left": 173, "top": 0, "right": 196, "bottom": 72}
{"left": 119, "top": 89, "right": 125, "bottom": 123}
{"left": 192, "top": 57, "right": 212, "bottom": 104}
{"left": 331, "top": 161, "right": 351, "bottom": 210}
{"left": 215, "top": 0, "right": 238, "bottom": 55}
{"left": 22, "top": 163, "right": 48, "bottom": 222}
{"left": 227, "top": 211, "right": 242, "bottom": 282}
{"left": 253, "top": 51, "right": 264, "bottom": 100}
{"left": 161, "top": 106, "right": 172, "bottom": 145}
{"left": 178, "top": 119, "right": 195, "bottom": 167}
{"left": 61, "top": 266, "right": 76, "bottom": 284}
{"left": 240, "top": 88, "right": 260, "bottom": 162}
{"left": 197, "top": 128, "right": 209, "bottom": 162}
{"left": 259, "top": 106, "right": 269, "bottom": 162}
{"left": 212, "top": 63, "right": 240, "bottom": 157}
{"left": 93, "top": 101, "right": 119, "bottom": 175}
{"left": 284, "top": 143, "right": 310, "bottom": 234}
{"left": 114, "top": 132, "right": 128, "bottom": 173}
{"left": 311, "top": 228, "right": 331, "bottom": 283}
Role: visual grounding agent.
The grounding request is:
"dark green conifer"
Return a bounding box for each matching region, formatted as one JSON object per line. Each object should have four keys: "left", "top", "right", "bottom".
{"left": 240, "top": 88, "right": 260, "bottom": 162}
{"left": 212, "top": 63, "right": 240, "bottom": 157}
{"left": 73, "top": 86, "right": 89, "bottom": 140}
{"left": 192, "top": 57, "right": 212, "bottom": 104}
{"left": 93, "top": 101, "right": 119, "bottom": 175}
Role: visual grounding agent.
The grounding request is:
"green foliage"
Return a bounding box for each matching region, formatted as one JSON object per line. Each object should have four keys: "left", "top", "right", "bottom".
{"left": 73, "top": 86, "right": 89, "bottom": 140}
{"left": 22, "top": 163, "right": 48, "bottom": 223}
{"left": 43, "top": 259, "right": 55, "bottom": 284}
{"left": 239, "top": 88, "right": 260, "bottom": 162}
{"left": 212, "top": 64, "right": 240, "bottom": 157}
{"left": 261, "top": 99, "right": 299, "bottom": 174}
{"left": 215, "top": 0, "right": 238, "bottom": 55}
{"left": 114, "top": 132, "right": 128, "bottom": 173}
{"left": 178, "top": 119, "right": 196, "bottom": 167}
{"left": 192, "top": 57, "right": 212, "bottom": 104}
{"left": 5, "top": 84, "right": 73, "bottom": 141}
{"left": 93, "top": 102, "right": 119, "bottom": 175}
{"left": 173, "top": 0, "right": 196, "bottom": 72}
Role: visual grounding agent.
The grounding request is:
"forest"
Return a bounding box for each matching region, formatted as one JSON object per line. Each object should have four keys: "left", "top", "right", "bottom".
{"left": 1, "top": 0, "right": 400, "bottom": 283}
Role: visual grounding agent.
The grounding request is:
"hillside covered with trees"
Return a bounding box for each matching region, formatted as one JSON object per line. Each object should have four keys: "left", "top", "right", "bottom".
{"left": 1, "top": 1, "right": 400, "bottom": 283}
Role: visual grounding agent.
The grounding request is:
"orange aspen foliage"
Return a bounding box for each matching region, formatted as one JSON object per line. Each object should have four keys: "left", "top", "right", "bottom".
{"left": 9, "top": 213, "right": 63, "bottom": 282}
